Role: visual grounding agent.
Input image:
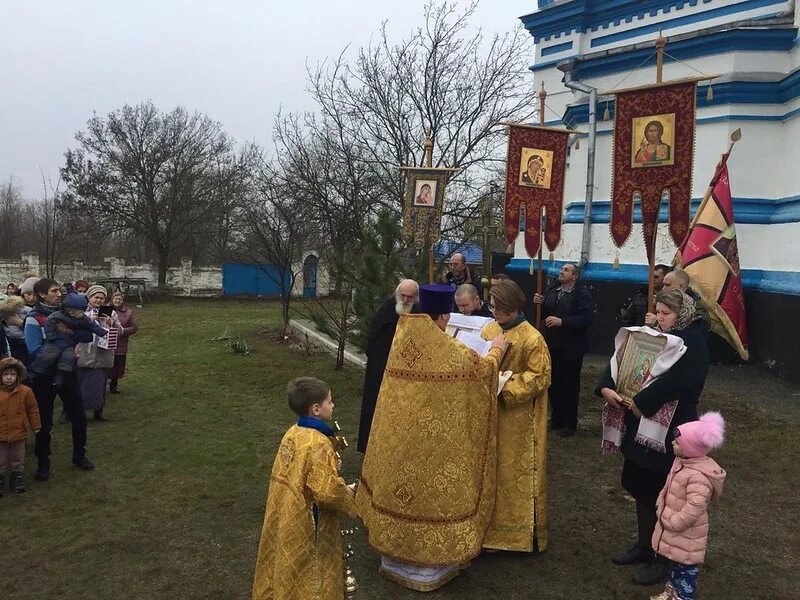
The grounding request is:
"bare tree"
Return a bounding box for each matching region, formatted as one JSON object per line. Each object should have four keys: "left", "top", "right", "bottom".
{"left": 230, "top": 159, "right": 313, "bottom": 338}
{"left": 60, "top": 101, "right": 255, "bottom": 286}
{"left": 306, "top": 1, "right": 535, "bottom": 234}
{"left": 0, "top": 179, "right": 24, "bottom": 258}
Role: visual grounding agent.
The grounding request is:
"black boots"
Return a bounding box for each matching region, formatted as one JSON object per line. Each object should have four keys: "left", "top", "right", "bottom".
{"left": 9, "top": 471, "right": 25, "bottom": 493}
{"left": 34, "top": 461, "right": 50, "bottom": 481}
{"left": 612, "top": 543, "right": 653, "bottom": 565}
{"left": 93, "top": 410, "right": 107, "bottom": 422}
{"left": 109, "top": 379, "right": 120, "bottom": 394}
{"left": 73, "top": 456, "right": 95, "bottom": 471}
{"left": 633, "top": 554, "right": 672, "bottom": 586}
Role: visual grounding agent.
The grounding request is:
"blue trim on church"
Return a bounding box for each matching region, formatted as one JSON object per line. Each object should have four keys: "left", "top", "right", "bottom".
{"left": 589, "top": 0, "right": 788, "bottom": 48}
{"left": 530, "top": 28, "right": 797, "bottom": 74}
{"left": 505, "top": 258, "right": 800, "bottom": 295}
{"left": 541, "top": 40, "right": 575, "bottom": 56}
{"left": 520, "top": 0, "right": 788, "bottom": 43}
{"left": 555, "top": 69, "right": 800, "bottom": 128}
{"left": 561, "top": 197, "right": 800, "bottom": 225}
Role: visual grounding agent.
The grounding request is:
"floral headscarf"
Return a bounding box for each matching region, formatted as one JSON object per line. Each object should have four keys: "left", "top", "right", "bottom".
{"left": 658, "top": 292, "right": 697, "bottom": 333}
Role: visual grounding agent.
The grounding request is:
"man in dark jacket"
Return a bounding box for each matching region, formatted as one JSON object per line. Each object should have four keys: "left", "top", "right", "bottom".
{"left": 24, "top": 278, "right": 95, "bottom": 480}
{"left": 534, "top": 263, "right": 595, "bottom": 437}
{"left": 620, "top": 264, "right": 670, "bottom": 326}
{"left": 441, "top": 253, "right": 482, "bottom": 296}
{"left": 357, "top": 279, "right": 419, "bottom": 453}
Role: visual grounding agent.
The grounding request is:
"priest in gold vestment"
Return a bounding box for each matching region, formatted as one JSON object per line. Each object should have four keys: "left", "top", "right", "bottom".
{"left": 356, "top": 284, "right": 508, "bottom": 591}
{"left": 481, "top": 280, "right": 552, "bottom": 552}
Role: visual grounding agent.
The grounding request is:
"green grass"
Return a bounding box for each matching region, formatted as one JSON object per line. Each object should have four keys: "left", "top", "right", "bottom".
{"left": 4, "top": 299, "right": 799, "bottom": 599}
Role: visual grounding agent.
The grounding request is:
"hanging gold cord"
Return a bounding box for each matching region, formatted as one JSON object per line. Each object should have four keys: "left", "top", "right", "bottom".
{"left": 613, "top": 250, "right": 620, "bottom": 270}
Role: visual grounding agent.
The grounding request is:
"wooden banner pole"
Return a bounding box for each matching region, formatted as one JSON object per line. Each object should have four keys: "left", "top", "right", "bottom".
{"left": 536, "top": 83, "right": 547, "bottom": 329}
{"left": 424, "top": 131, "right": 435, "bottom": 284}
{"left": 647, "top": 34, "right": 667, "bottom": 314}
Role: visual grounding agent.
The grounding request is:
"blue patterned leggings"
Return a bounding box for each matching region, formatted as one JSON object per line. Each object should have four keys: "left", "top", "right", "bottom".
{"left": 669, "top": 563, "right": 700, "bottom": 600}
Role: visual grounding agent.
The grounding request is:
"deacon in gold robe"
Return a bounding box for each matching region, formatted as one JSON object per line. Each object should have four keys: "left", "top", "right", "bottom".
{"left": 481, "top": 280, "right": 552, "bottom": 552}
{"left": 356, "top": 284, "right": 509, "bottom": 591}
{"left": 252, "top": 378, "right": 358, "bottom": 600}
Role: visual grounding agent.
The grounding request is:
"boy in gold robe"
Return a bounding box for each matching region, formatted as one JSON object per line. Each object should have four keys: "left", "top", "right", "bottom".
{"left": 481, "top": 280, "right": 552, "bottom": 552}
{"left": 252, "top": 377, "right": 358, "bottom": 600}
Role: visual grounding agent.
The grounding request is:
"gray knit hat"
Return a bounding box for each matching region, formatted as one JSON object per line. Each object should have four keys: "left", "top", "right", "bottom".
{"left": 19, "top": 277, "right": 40, "bottom": 294}
{"left": 85, "top": 284, "right": 108, "bottom": 300}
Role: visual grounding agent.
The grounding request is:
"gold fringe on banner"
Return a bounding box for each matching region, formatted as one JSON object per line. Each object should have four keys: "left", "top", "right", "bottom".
{"left": 613, "top": 251, "right": 620, "bottom": 270}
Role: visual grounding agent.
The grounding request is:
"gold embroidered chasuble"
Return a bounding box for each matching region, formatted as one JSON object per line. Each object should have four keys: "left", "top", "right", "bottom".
{"left": 356, "top": 314, "right": 502, "bottom": 570}
{"left": 481, "top": 320, "right": 551, "bottom": 552}
{"left": 252, "top": 425, "right": 357, "bottom": 600}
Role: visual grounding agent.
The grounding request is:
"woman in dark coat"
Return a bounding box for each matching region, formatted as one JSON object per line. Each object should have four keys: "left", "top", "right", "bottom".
{"left": 596, "top": 289, "right": 709, "bottom": 586}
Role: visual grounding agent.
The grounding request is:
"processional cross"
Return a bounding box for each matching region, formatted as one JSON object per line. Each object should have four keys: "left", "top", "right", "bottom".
{"left": 465, "top": 185, "right": 505, "bottom": 300}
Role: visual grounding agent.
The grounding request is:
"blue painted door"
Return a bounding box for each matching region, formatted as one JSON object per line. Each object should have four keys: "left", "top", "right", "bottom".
{"left": 222, "top": 263, "right": 291, "bottom": 297}
{"left": 303, "top": 255, "right": 318, "bottom": 298}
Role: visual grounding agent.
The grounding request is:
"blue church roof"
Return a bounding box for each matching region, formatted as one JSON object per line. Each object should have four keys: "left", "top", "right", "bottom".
{"left": 435, "top": 241, "right": 483, "bottom": 264}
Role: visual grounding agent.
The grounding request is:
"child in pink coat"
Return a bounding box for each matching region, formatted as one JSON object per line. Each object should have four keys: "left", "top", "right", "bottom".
{"left": 650, "top": 412, "right": 727, "bottom": 600}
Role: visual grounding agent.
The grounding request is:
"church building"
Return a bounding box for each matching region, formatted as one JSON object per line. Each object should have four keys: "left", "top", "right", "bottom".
{"left": 508, "top": 0, "right": 800, "bottom": 381}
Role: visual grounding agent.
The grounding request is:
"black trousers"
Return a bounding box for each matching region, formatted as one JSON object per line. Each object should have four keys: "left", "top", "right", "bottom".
{"left": 31, "top": 371, "right": 87, "bottom": 465}
{"left": 548, "top": 348, "right": 584, "bottom": 430}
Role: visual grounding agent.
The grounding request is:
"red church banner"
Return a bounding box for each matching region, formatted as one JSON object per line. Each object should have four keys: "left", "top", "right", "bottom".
{"left": 504, "top": 124, "right": 571, "bottom": 258}
{"left": 610, "top": 79, "right": 697, "bottom": 261}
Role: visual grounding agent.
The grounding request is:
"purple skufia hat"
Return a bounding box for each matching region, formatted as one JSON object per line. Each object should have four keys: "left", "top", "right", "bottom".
{"left": 419, "top": 284, "right": 455, "bottom": 316}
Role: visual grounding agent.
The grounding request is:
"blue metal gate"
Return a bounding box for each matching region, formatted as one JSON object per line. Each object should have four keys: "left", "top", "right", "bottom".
{"left": 222, "top": 264, "right": 291, "bottom": 297}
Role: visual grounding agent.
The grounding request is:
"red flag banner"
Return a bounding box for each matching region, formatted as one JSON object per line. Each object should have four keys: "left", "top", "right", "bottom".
{"left": 610, "top": 80, "right": 697, "bottom": 260}
{"left": 678, "top": 161, "right": 749, "bottom": 360}
{"left": 504, "top": 124, "right": 570, "bottom": 258}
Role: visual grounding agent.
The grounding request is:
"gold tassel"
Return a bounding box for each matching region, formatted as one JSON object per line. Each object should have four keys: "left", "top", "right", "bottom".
{"left": 548, "top": 250, "right": 554, "bottom": 261}
{"left": 613, "top": 251, "right": 620, "bottom": 270}
{"left": 706, "top": 84, "right": 713, "bottom": 102}
{"left": 603, "top": 99, "right": 610, "bottom": 121}
{"left": 529, "top": 258, "right": 534, "bottom": 275}
{"left": 574, "top": 137, "right": 580, "bottom": 150}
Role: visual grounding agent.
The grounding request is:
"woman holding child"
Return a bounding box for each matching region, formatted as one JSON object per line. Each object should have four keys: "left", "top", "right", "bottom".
{"left": 596, "top": 289, "right": 710, "bottom": 587}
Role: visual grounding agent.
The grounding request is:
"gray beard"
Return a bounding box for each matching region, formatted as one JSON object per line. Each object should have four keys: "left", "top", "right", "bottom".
{"left": 395, "top": 301, "right": 413, "bottom": 315}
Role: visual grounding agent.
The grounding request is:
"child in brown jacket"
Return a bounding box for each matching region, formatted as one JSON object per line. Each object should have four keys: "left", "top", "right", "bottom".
{"left": 0, "top": 357, "right": 41, "bottom": 494}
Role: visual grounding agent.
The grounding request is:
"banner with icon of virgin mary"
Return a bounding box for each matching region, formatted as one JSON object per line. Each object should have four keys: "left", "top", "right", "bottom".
{"left": 401, "top": 167, "right": 454, "bottom": 249}
{"left": 504, "top": 124, "right": 571, "bottom": 258}
{"left": 610, "top": 79, "right": 697, "bottom": 260}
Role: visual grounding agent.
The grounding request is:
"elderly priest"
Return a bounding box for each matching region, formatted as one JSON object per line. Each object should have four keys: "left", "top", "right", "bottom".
{"left": 356, "top": 284, "right": 509, "bottom": 591}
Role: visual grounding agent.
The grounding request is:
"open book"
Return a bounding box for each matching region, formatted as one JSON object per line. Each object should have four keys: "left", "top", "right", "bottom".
{"left": 454, "top": 331, "right": 513, "bottom": 396}
{"left": 455, "top": 330, "right": 493, "bottom": 356}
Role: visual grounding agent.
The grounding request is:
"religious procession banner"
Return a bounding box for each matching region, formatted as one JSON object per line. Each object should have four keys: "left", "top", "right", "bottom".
{"left": 677, "top": 159, "right": 749, "bottom": 360}
{"left": 503, "top": 124, "right": 571, "bottom": 257}
{"left": 610, "top": 79, "right": 697, "bottom": 260}
{"left": 401, "top": 167, "right": 453, "bottom": 250}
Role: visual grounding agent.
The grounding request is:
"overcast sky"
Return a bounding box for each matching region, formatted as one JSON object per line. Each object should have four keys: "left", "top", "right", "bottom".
{"left": 1, "top": 0, "right": 536, "bottom": 197}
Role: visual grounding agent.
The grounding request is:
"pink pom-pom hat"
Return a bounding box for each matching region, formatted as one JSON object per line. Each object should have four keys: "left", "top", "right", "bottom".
{"left": 676, "top": 412, "right": 726, "bottom": 458}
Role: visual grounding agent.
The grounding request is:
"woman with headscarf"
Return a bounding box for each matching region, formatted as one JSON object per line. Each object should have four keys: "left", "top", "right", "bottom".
{"left": 596, "top": 289, "right": 709, "bottom": 587}
{"left": 108, "top": 291, "right": 137, "bottom": 394}
{"left": 76, "top": 285, "right": 120, "bottom": 422}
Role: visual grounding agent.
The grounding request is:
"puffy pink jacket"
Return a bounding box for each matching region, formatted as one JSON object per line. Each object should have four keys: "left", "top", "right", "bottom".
{"left": 652, "top": 456, "right": 726, "bottom": 565}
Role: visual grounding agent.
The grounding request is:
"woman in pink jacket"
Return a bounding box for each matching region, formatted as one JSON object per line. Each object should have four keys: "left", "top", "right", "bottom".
{"left": 650, "top": 412, "right": 727, "bottom": 600}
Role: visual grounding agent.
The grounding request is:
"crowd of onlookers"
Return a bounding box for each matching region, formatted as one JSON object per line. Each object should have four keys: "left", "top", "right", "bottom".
{"left": 0, "top": 276, "right": 137, "bottom": 495}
